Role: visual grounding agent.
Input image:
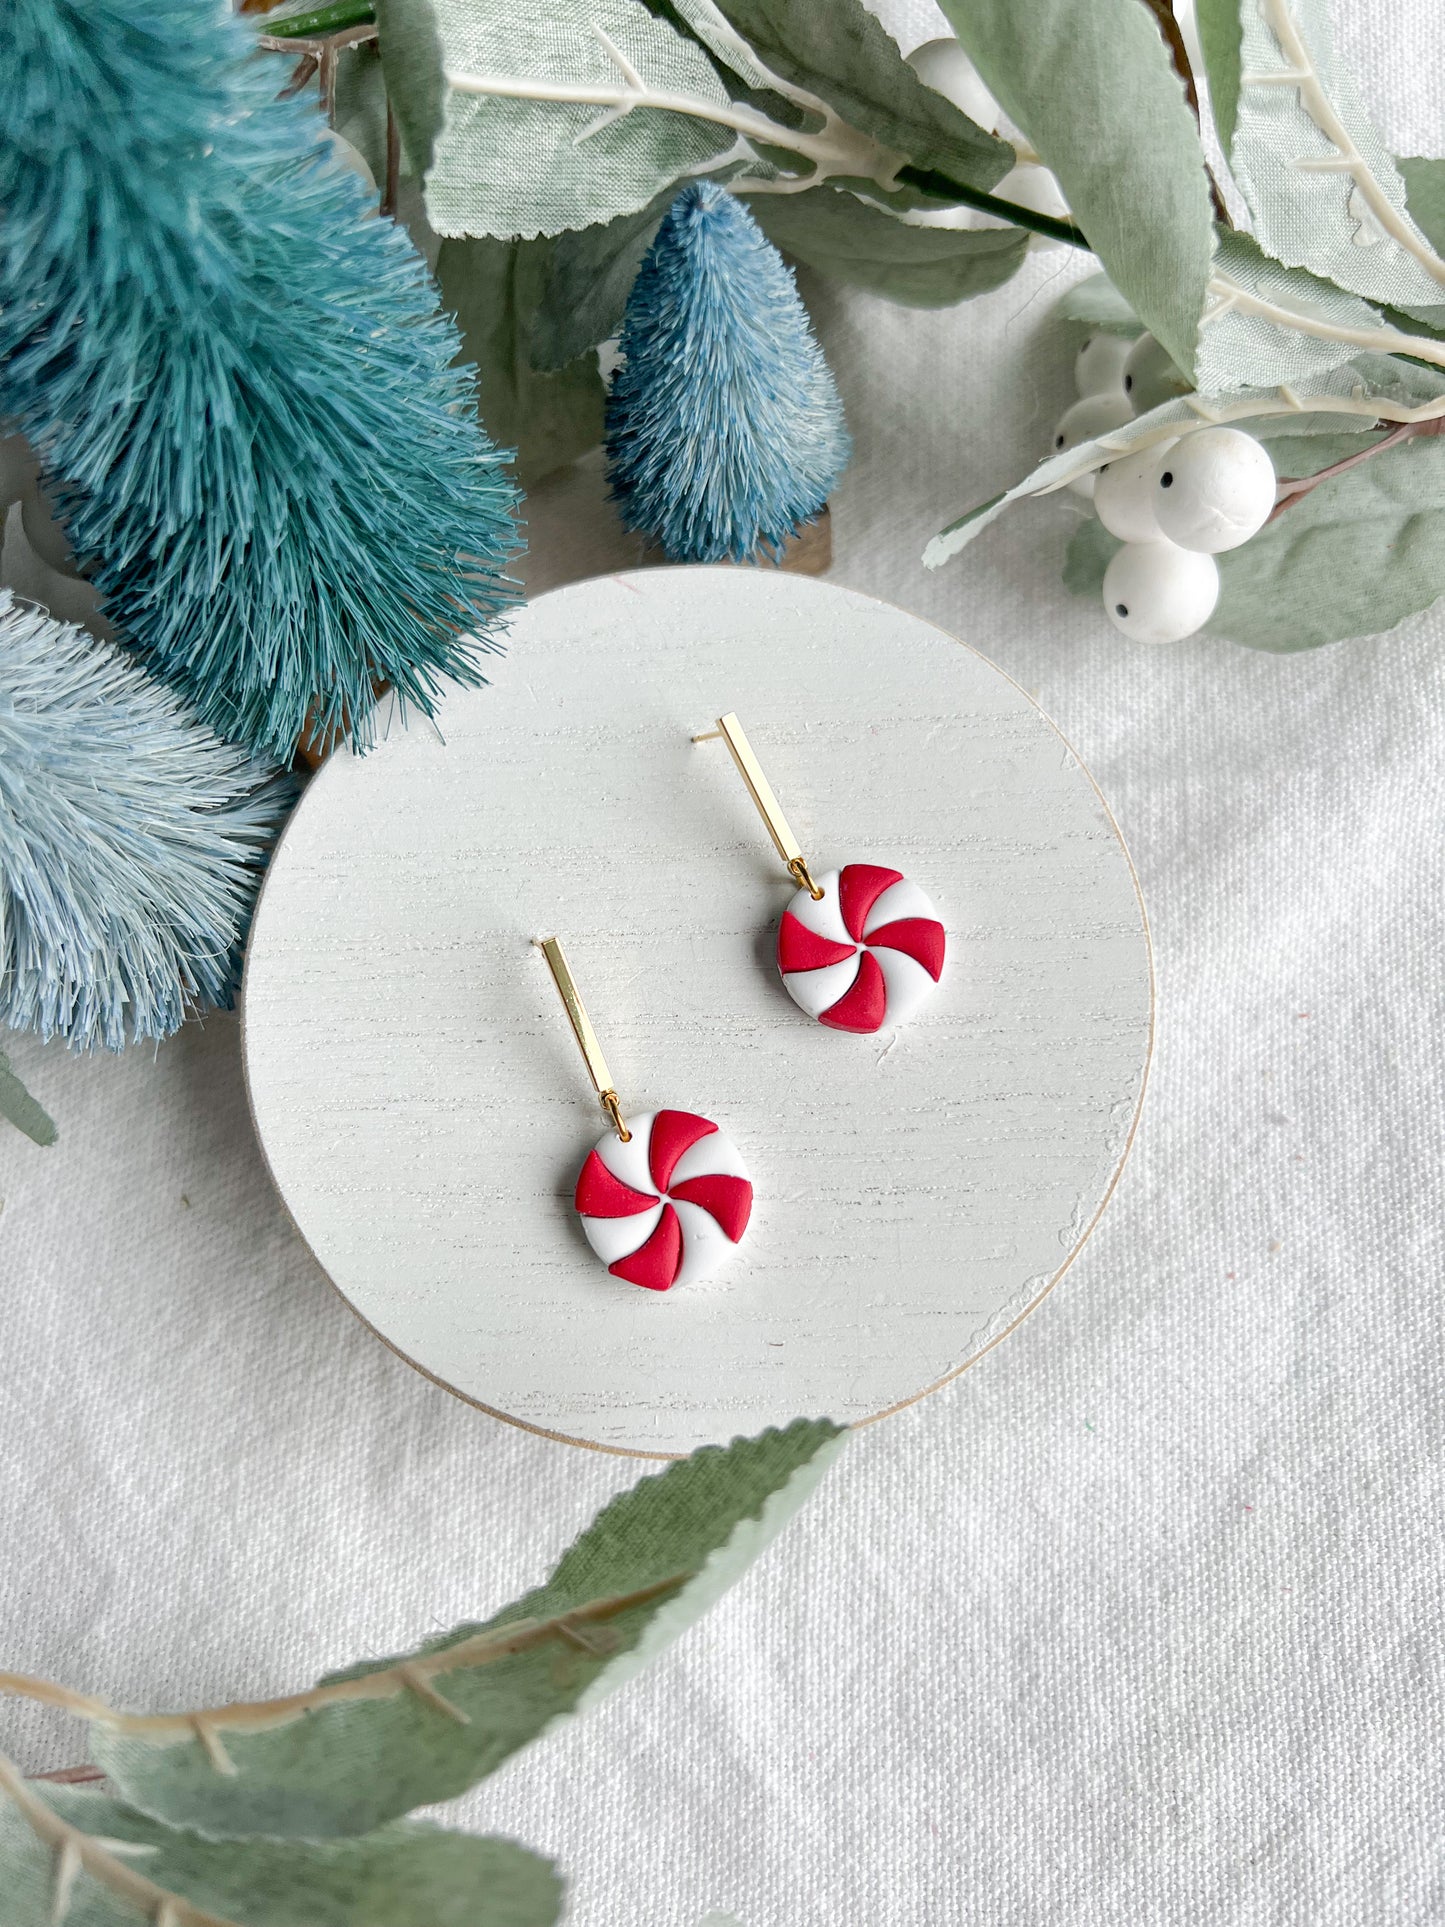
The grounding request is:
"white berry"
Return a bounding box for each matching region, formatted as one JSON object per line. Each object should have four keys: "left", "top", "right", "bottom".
{"left": 1152, "top": 428, "right": 1277, "bottom": 554}
{"left": 1074, "top": 333, "right": 1133, "bottom": 399}
{"left": 1093, "top": 438, "right": 1177, "bottom": 542}
{"left": 1122, "top": 332, "right": 1190, "bottom": 413}
{"left": 905, "top": 38, "right": 999, "bottom": 131}
{"left": 1103, "top": 540, "right": 1219, "bottom": 644}
{"left": 1052, "top": 392, "right": 1134, "bottom": 498}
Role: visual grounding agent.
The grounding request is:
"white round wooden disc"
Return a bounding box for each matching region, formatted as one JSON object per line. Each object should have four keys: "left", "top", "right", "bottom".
{"left": 243, "top": 569, "right": 1152, "bottom": 1457}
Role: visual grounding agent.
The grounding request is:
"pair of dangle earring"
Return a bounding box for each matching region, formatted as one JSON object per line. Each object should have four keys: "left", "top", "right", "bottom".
{"left": 538, "top": 937, "right": 754, "bottom": 1294}
{"left": 693, "top": 714, "right": 947, "bottom": 1033}
{"left": 538, "top": 715, "right": 945, "bottom": 1294}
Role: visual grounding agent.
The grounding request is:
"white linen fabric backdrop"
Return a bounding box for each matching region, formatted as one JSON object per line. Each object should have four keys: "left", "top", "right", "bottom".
{"left": 3, "top": 3, "right": 1442, "bottom": 1921}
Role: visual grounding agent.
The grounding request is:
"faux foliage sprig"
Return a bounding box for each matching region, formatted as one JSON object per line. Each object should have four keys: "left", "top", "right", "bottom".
{"left": 0, "top": 1421, "right": 845, "bottom": 1925}
{"left": 374, "top": 0, "right": 1445, "bottom": 646}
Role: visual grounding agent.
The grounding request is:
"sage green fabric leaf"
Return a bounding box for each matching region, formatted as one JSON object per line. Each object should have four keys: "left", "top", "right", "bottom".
{"left": 1052, "top": 272, "right": 1140, "bottom": 338}
{"left": 1196, "top": 229, "right": 1392, "bottom": 394}
{"left": 747, "top": 189, "right": 1027, "bottom": 305}
{"left": 1220, "top": 0, "right": 1445, "bottom": 322}
{"left": 1062, "top": 517, "right": 1119, "bottom": 596}
{"left": 936, "top": 0, "right": 1215, "bottom": 373}
{"left": 373, "top": 0, "right": 445, "bottom": 177}
{"left": 439, "top": 237, "right": 605, "bottom": 479}
{"left": 1209, "top": 430, "right": 1445, "bottom": 650}
{"left": 0, "top": 1784, "right": 561, "bottom": 1927}
{"left": 331, "top": 41, "right": 392, "bottom": 186}
{"left": 92, "top": 1421, "right": 846, "bottom": 1840}
{"left": 1194, "top": 0, "right": 1242, "bottom": 156}
{"left": 682, "top": 0, "right": 1013, "bottom": 189}
{"left": 0, "top": 1051, "right": 57, "bottom": 1146}
{"left": 529, "top": 195, "right": 670, "bottom": 371}
{"left": 1399, "top": 159, "right": 1445, "bottom": 257}
{"left": 420, "top": 0, "right": 739, "bottom": 239}
{"left": 529, "top": 160, "right": 750, "bottom": 370}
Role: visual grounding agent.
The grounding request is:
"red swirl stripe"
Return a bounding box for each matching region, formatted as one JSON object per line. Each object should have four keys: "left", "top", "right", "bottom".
{"left": 817, "top": 949, "right": 888, "bottom": 1032}
{"left": 609, "top": 1203, "right": 683, "bottom": 1291}
{"left": 777, "top": 911, "right": 856, "bottom": 974}
{"left": 867, "top": 917, "right": 946, "bottom": 981}
{"left": 670, "top": 1173, "right": 753, "bottom": 1244}
{"left": 574, "top": 1149, "right": 658, "bottom": 1219}
{"left": 838, "top": 864, "right": 903, "bottom": 942}
{"left": 648, "top": 1109, "right": 718, "bottom": 1191}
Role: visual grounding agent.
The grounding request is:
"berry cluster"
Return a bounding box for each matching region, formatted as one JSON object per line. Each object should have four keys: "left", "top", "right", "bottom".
{"left": 1059, "top": 336, "right": 1278, "bottom": 644}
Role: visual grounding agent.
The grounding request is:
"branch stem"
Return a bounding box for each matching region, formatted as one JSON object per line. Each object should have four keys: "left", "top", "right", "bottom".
{"left": 1138, "top": 0, "right": 1232, "bottom": 225}
{"left": 1268, "top": 417, "right": 1436, "bottom": 519}
{"left": 0, "top": 1573, "right": 691, "bottom": 1748}
{"left": 0, "top": 1750, "right": 236, "bottom": 1927}
{"left": 894, "top": 164, "right": 1089, "bottom": 247}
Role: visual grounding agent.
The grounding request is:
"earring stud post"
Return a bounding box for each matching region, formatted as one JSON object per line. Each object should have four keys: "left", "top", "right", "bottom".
{"left": 536, "top": 936, "right": 631, "bottom": 1141}
{"left": 691, "top": 712, "right": 823, "bottom": 899}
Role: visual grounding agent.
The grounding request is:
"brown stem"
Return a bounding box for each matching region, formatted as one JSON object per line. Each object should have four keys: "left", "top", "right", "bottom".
{"left": 1138, "top": 0, "right": 1233, "bottom": 227}
{"left": 1267, "top": 420, "right": 1424, "bottom": 521}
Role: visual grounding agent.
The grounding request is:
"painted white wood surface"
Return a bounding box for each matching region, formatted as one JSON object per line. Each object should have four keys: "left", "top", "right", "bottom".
{"left": 242, "top": 569, "right": 1153, "bottom": 1456}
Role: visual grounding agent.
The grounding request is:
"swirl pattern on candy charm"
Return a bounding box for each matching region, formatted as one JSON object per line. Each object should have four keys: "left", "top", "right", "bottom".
{"left": 777, "top": 864, "right": 946, "bottom": 1033}
{"left": 574, "top": 1109, "right": 754, "bottom": 1291}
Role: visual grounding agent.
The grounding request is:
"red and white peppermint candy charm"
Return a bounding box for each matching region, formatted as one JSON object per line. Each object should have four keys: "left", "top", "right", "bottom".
{"left": 574, "top": 1108, "right": 754, "bottom": 1291}
{"left": 777, "top": 864, "right": 946, "bottom": 1033}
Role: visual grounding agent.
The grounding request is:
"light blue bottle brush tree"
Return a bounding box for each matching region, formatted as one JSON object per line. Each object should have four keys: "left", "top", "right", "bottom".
{"left": 605, "top": 182, "right": 851, "bottom": 564}
{"left": 0, "top": 591, "right": 293, "bottom": 1054}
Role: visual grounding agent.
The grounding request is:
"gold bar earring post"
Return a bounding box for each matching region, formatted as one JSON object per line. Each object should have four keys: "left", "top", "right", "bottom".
{"left": 691, "top": 712, "right": 823, "bottom": 899}
{"left": 536, "top": 936, "right": 631, "bottom": 1141}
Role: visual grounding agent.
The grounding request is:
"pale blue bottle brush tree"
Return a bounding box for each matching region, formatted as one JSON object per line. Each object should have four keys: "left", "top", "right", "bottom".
{"left": 604, "top": 182, "right": 850, "bottom": 562}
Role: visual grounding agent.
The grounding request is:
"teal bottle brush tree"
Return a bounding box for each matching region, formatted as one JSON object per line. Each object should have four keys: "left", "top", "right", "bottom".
{"left": 605, "top": 182, "right": 851, "bottom": 564}
{"left": 0, "top": 0, "right": 521, "bottom": 766}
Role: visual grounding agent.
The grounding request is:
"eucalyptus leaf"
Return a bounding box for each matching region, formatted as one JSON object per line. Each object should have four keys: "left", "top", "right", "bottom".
{"left": 747, "top": 189, "right": 1027, "bottom": 305}
{"left": 0, "top": 1050, "right": 57, "bottom": 1146}
{"left": 91, "top": 1420, "right": 846, "bottom": 1839}
{"left": 0, "top": 1781, "right": 560, "bottom": 1927}
{"left": 1196, "top": 229, "right": 1391, "bottom": 394}
{"left": 1194, "top": 0, "right": 1242, "bottom": 155}
{"left": 1202, "top": 0, "right": 1445, "bottom": 324}
{"left": 1399, "top": 158, "right": 1445, "bottom": 257}
{"left": 331, "top": 40, "right": 392, "bottom": 186}
{"left": 439, "top": 237, "right": 605, "bottom": 479}
{"left": 1209, "top": 430, "right": 1445, "bottom": 650}
{"left": 529, "top": 163, "right": 742, "bottom": 371}
{"left": 687, "top": 0, "right": 1013, "bottom": 189}
{"left": 1052, "top": 272, "right": 1141, "bottom": 338}
{"left": 417, "top": 0, "right": 740, "bottom": 239}
{"left": 529, "top": 194, "right": 669, "bottom": 371}
{"left": 937, "top": 0, "right": 1215, "bottom": 373}
{"left": 373, "top": 0, "right": 445, "bottom": 177}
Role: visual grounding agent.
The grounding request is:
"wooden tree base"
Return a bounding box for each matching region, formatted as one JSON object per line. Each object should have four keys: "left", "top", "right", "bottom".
{"left": 639, "top": 503, "right": 832, "bottom": 577}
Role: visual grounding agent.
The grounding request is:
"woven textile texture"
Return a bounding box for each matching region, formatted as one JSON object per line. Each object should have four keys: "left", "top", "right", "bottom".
{"left": 2, "top": 4, "right": 1443, "bottom": 1920}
